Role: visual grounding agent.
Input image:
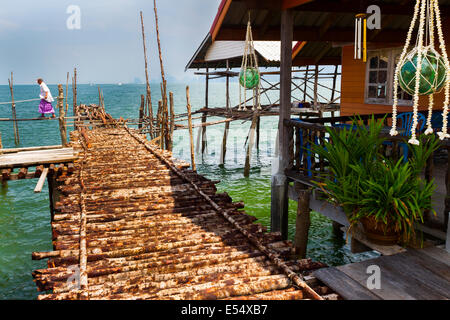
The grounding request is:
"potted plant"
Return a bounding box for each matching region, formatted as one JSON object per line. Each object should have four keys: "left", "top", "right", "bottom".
{"left": 312, "top": 116, "right": 439, "bottom": 245}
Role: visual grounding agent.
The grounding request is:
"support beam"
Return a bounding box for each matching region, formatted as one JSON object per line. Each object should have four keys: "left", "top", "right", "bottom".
{"left": 282, "top": 0, "right": 314, "bottom": 10}
{"left": 271, "top": 9, "right": 293, "bottom": 240}
{"left": 34, "top": 168, "right": 49, "bottom": 193}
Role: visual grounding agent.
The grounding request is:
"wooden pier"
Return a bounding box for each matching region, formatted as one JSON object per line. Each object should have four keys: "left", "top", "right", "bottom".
{"left": 25, "top": 106, "right": 334, "bottom": 300}
{"left": 314, "top": 246, "right": 450, "bottom": 300}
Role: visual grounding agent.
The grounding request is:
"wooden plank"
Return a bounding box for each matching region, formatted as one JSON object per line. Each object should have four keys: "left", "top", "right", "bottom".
{"left": 404, "top": 249, "right": 450, "bottom": 282}
{"left": 313, "top": 267, "right": 381, "bottom": 300}
{"left": 1, "top": 145, "right": 63, "bottom": 154}
{"left": 417, "top": 246, "right": 450, "bottom": 266}
{"left": 0, "top": 148, "right": 77, "bottom": 168}
{"left": 34, "top": 168, "right": 48, "bottom": 193}
{"left": 375, "top": 253, "right": 450, "bottom": 299}
{"left": 337, "top": 256, "right": 445, "bottom": 300}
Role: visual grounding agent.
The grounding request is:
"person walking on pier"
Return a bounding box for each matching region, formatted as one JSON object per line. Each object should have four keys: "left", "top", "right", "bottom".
{"left": 37, "top": 78, "right": 55, "bottom": 118}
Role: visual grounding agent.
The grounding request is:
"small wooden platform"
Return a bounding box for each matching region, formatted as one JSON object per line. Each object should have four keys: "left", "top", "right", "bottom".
{"left": 0, "top": 147, "right": 78, "bottom": 169}
{"left": 314, "top": 246, "right": 450, "bottom": 300}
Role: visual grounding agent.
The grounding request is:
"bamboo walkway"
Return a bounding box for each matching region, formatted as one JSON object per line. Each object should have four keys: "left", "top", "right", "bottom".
{"left": 30, "top": 116, "right": 333, "bottom": 300}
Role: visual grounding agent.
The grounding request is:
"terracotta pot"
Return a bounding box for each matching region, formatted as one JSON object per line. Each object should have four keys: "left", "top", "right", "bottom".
{"left": 360, "top": 216, "right": 400, "bottom": 246}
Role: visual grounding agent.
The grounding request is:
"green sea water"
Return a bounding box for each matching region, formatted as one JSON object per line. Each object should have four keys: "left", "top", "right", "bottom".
{"left": 0, "top": 82, "right": 375, "bottom": 299}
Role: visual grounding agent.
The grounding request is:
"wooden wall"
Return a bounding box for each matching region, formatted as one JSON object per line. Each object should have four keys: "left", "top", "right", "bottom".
{"left": 340, "top": 17, "right": 450, "bottom": 116}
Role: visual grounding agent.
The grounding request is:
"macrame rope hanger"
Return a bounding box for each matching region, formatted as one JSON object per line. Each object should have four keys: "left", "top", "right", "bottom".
{"left": 238, "top": 13, "right": 261, "bottom": 112}
{"left": 390, "top": 0, "right": 450, "bottom": 145}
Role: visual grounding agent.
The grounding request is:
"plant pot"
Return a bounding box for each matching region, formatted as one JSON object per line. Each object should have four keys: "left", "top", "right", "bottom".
{"left": 360, "top": 216, "right": 400, "bottom": 246}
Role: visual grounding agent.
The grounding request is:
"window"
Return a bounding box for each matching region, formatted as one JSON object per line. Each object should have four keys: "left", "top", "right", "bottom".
{"left": 365, "top": 49, "right": 413, "bottom": 106}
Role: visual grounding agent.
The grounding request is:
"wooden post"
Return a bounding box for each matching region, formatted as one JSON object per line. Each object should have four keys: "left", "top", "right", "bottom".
{"left": 57, "top": 84, "right": 68, "bottom": 146}
{"left": 303, "top": 66, "right": 309, "bottom": 102}
{"left": 244, "top": 111, "right": 258, "bottom": 177}
{"left": 186, "top": 86, "right": 196, "bottom": 171}
{"left": 169, "top": 91, "right": 175, "bottom": 151}
{"left": 313, "top": 65, "right": 319, "bottom": 109}
{"left": 140, "top": 11, "right": 154, "bottom": 139}
{"left": 220, "top": 61, "right": 231, "bottom": 165}
{"left": 8, "top": 72, "right": 19, "bottom": 145}
{"left": 138, "top": 94, "right": 145, "bottom": 129}
{"left": 65, "top": 72, "right": 69, "bottom": 114}
{"left": 153, "top": 0, "right": 169, "bottom": 148}
{"left": 202, "top": 66, "right": 209, "bottom": 155}
{"left": 256, "top": 115, "right": 260, "bottom": 151}
{"left": 0, "top": 130, "right": 2, "bottom": 154}
{"left": 73, "top": 68, "right": 77, "bottom": 114}
{"left": 445, "top": 146, "right": 450, "bottom": 233}
{"left": 270, "top": 9, "right": 293, "bottom": 239}
{"left": 294, "top": 182, "right": 311, "bottom": 258}
{"left": 330, "top": 65, "right": 338, "bottom": 103}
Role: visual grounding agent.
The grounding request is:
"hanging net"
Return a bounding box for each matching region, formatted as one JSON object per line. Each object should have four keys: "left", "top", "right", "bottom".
{"left": 238, "top": 16, "right": 261, "bottom": 111}
{"left": 391, "top": 0, "right": 450, "bottom": 144}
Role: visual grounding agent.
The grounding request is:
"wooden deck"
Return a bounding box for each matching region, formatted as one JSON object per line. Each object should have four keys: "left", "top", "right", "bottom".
{"left": 30, "top": 124, "right": 333, "bottom": 300}
{"left": 314, "top": 246, "right": 450, "bottom": 300}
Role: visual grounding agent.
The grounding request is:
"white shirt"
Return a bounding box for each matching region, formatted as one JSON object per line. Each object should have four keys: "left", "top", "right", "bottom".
{"left": 39, "top": 82, "right": 54, "bottom": 102}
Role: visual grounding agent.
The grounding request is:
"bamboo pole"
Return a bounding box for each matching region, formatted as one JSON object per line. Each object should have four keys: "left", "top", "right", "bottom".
{"left": 202, "top": 67, "right": 209, "bottom": 154}
{"left": 65, "top": 72, "right": 69, "bottom": 114}
{"left": 169, "top": 91, "right": 174, "bottom": 151}
{"left": 73, "top": 68, "right": 77, "bottom": 114}
{"left": 153, "top": 1, "right": 169, "bottom": 150}
{"left": 138, "top": 95, "right": 145, "bottom": 130}
{"left": 57, "top": 84, "right": 68, "bottom": 146}
{"left": 186, "top": 86, "right": 196, "bottom": 171}
{"left": 8, "top": 72, "right": 19, "bottom": 145}
{"left": 140, "top": 11, "right": 154, "bottom": 139}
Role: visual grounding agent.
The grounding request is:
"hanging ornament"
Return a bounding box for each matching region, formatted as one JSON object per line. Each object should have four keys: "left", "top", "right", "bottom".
{"left": 399, "top": 46, "right": 447, "bottom": 95}
{"left": 239, "top": 67, "right": 260, "bottom": 89}
{"left": 354, "top": 13, "right": 368, "bottom": 62}
{"left": 238, "top": 14, "right": 261, "bottom": 111}
{"left": 391, "top": 0, "right": 450, "bottom": 144}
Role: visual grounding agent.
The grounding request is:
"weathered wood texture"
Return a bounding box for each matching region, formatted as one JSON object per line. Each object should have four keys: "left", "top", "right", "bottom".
{"left": 31, "top": 105, "right": 331, "bottom": 300}
{"left": 315, "top": 246, "right": 450, "bottom": 300}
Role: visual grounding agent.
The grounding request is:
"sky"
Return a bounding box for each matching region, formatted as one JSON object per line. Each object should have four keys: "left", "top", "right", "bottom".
{"left": 0, "top": 0, "right": 222, "bottom": 84}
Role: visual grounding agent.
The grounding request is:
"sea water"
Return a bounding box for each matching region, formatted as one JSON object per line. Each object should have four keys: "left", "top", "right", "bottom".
{"left": 0, "top": 82, "right": 375, "bottom": 299}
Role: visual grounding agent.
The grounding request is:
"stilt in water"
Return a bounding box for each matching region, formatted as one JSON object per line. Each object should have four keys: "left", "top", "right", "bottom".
{"left": 294, "top": 182, "right": 311, "bottom": 258}
{"left": 140, "top": 11, "right": 154, "bottom": 139}
{"left": 57, "top": 84, "right": 68, "bottom": 146}
{"left": 138, "top": 94, "right": 145, "bottom": 130}
{"left": 73, "top": 68, "right": 77, "bottom": 114}
{"left": 186, "top": 86, "right": 196, "bottom": 171}
{"left": 244, "top": 111, "right": 259, "bottom": 177}
{"left": 202, "top": 66, "right": 209, "bottom": 155}
{"left": 169, "top": 91, "right": 175, "bottom": 151}
{"left": 8, "top": 72, "right": 19, "bottom": 145}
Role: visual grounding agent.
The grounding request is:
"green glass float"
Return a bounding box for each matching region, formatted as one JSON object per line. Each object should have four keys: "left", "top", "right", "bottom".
{"left": 398, "top": 46, "right": 447, "bottom": 96}
{"left": 239, "top": 67, "right": 260, "bottom": 89}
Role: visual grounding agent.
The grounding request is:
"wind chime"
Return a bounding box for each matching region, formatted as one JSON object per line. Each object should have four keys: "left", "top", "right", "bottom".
{"left": 354, "top": 13, "right": 368, "bottom": 62}
{"left": 391, "top": 0, "right": 450, "bottom": 145}
{"left": 238, "top": 17, "right": 261, "bottom": 111}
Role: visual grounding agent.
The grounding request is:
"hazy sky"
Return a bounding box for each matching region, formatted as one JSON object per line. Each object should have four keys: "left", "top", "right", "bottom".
{"left": 0, "top": 0, "right": 221, "bottom": 84}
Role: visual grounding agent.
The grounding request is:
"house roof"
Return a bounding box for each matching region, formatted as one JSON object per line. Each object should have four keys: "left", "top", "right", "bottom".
{"left": 187, "top": 0, "right": 450, "bottom": 69}
{"left": 186, "top": 37, "right": 301, "bottom": 70}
